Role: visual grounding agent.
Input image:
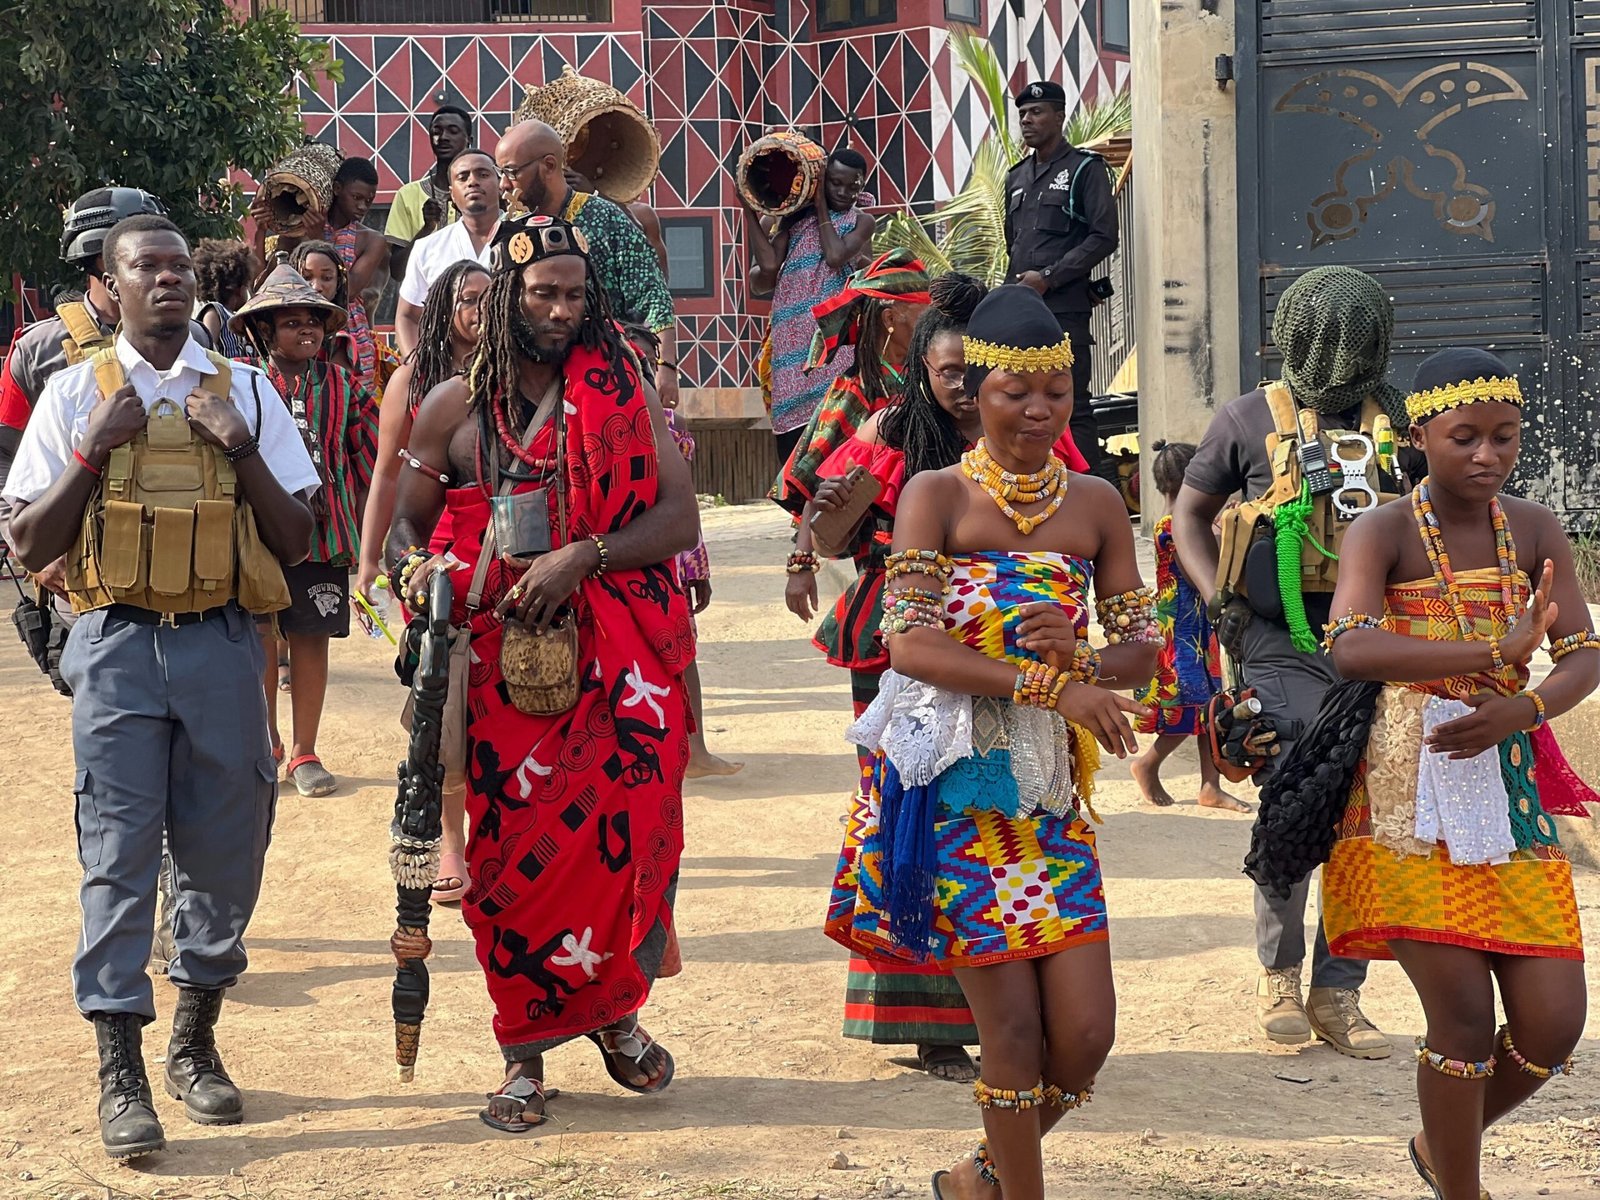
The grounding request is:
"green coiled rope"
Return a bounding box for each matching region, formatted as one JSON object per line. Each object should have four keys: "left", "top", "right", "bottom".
{"left": 1274, "top": 480, "right": 1338, "bottom": 653}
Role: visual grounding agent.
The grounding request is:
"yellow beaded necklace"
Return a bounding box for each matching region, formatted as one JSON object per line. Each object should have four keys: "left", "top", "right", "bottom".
{"left": 960, "top": 439, "right": 1068, "bottom": 535}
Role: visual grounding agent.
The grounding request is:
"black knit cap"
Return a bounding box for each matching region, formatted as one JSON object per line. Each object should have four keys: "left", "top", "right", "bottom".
{"left": 1406, "top": 346, "right": 1523, "bottom": 424}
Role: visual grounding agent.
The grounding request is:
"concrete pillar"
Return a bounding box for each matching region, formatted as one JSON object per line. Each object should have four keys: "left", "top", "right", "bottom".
{"left": 1131, "top": 0, "right": 1240, "bottom": 523}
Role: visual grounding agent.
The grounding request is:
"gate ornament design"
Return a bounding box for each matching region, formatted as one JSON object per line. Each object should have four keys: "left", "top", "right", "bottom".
{"left": 1275, "top": 63, "right": 1529, "bottom": 247}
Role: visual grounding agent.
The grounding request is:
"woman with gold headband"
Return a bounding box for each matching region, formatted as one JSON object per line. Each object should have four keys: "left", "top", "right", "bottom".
{"left": 826, "top": 286, "right": 1158, "bottom": 1200}
{"left": 1286, "top": 347, "right": 1595, "bottom": 1200}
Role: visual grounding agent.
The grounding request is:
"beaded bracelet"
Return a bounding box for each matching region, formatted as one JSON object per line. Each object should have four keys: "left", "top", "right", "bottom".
{"left": 1321, "top": 612, "right": 1382, "bottom": 653}
{"left": 1068, "top": 641, "right": 1102, "bottom": 684}
{"left": 786, "top": 550, "right": 818, "bottom": 575}
{"left": 589, "top": 535, "right": 609, "bottom": 579}
{"left": 1520, "top": 689, "right": 1546, "bottom": 731}
{"left": 397, "top": 549, "right": 432, "bottom": 612}
{"left": 1013, "top": 661, "right": 1061, "bottom": 708}
{"left": 880, "top": 588, "right": 945, "bottom": 636}
{"left": 1489, "top": 639, "right": 1506, "bottom": 673}
{"left": 1549, "top": 630, "right": 1600, "bottom": 661}
{"left": 1096, "top": 587, "right": 1162, "bottom": 645}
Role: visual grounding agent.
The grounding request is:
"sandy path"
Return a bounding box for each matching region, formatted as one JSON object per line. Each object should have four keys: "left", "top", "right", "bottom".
{"left": 1, "top": 502, "right": 1598, "bottom": 1200}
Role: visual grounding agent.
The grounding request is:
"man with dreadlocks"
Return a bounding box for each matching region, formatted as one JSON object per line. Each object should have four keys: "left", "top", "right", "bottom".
{"left": 1173, "top": 265, "right": 1406, "bottom": 1060}
{"left": 387, "top": 213, "right": 699, "bottom": 1132}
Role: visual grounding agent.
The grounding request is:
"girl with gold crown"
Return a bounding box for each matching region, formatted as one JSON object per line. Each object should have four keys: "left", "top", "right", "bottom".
{"left": 825, "top": 286, "right": 1159, "bottom": 1200}
{"left": 1297, "top": 347, "right": 1596, "bottom": 1200}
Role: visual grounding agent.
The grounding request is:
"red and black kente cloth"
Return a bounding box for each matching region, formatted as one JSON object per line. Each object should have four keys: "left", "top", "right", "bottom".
{"left": 445, "top": 342, "right": 695, "bottom": 1058}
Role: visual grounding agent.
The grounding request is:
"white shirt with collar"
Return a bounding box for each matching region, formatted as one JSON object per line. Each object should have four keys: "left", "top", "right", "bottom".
{"left": 399, "top": 218, "right": 498, "bottom": 307}
{"left": 3, "top": 333, "right": 322, "bottom": 505}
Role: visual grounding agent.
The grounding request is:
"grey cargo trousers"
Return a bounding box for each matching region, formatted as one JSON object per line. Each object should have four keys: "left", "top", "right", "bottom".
{"left": 60, "top": 604, "right": 277, "bottom": 1021}
{"left": 1238, "top": 614, "right": 1367, "bottom": 991}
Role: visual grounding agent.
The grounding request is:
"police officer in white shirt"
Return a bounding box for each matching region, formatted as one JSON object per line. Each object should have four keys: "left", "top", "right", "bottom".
{"left": 5, "top": 215, "right": 319, "bottom": 1161}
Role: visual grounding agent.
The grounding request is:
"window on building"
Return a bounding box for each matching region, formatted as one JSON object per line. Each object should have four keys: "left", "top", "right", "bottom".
{"left": 818, "top": 0, "right": 896, "bottom": 32}
{"left": 661, "top": 218, "right": 714, "bottom": 298}
{"left": 251, "top": 0, "right": 613, "bottom": 23}
{"left": 944, "top": 0, "right": 980, "bottom": 25}
{"left": 1101, "top": 0, "right": 1130, "bottom": 51}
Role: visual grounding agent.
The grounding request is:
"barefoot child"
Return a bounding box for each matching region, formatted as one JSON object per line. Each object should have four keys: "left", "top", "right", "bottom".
{"left": 1132, "top": 440, "right": 1247, "bottom": 811}
{"left": 232, "top": 266, "right": 378, "bottom": 796}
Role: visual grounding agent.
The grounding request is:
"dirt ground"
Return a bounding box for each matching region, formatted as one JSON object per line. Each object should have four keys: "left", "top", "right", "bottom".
{"left": 2, "top": 502, "right": 1599, "bottom": 1200}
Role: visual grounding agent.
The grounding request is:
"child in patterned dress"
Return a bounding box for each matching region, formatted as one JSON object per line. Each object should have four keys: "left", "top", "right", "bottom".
{"left": 1130, "top": 441, "right": 1248, "bottom": 811}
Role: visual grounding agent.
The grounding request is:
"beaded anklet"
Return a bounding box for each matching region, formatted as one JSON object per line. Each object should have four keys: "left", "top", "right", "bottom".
{"left": 1095, "top": 587, "right": 1162, "bottom": 645}
{"left": 1043, "top": 1080, "right": 1094, "bottom": 1111}
{"left": 1549, "top": 630, "right": 1600, "bottom": 661}
{"left": 1415, "top": 1038, "right": 1495, "bottom": 1079}
{"left": 973, "top": 1080, "right": 1046, "bottom": 1110}
{"left": 1321, "top": 612, "right": 1382, "bottom": 653}
{"left": 972, "top": 1142, "right": 1000, "bottom": 1187}
{"left": 1499, "top": 1026, "right": 1575, "bottom": 1079}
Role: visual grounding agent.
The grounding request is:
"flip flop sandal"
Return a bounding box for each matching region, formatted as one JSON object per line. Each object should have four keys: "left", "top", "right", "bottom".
{"left": 478, "top": 1075, "right": 547, "bottom": 1133}
{"left": 930, "top": 1171, "right": 951, "bottom": 1199}
{"left": 1409, "top": 1136, "right": 1492, "bottom": 1200}
{"left": 430, "top": 852, "right": 469, "bottom": 905}
{"left": 587, "top": 1021, "right": 675, "bottom": 1095}
{"left": 286, "top": 754, "right": 337, "bottom": 798}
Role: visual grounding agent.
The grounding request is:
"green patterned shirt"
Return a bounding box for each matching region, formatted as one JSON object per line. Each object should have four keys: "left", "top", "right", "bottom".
{"left": 564, "top": 191, "right": 675, "bottom": 333}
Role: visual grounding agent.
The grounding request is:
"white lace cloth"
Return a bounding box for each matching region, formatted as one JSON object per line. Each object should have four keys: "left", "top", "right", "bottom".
{"left": 846, "top": 669, "right": 973, "bottom": 786}
{"left": 1413, "top": 696, "right": 1515, "bottom": 866}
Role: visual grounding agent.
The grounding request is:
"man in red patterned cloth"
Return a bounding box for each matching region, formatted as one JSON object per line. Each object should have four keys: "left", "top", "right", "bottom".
{"left": 386, "top": 213, "right": 699, "bottom": 1132}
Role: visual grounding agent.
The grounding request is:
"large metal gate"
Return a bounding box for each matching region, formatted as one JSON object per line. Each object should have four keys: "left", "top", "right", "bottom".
{"left": 1237, "top": 0, "right": 1600, "bottom": 523}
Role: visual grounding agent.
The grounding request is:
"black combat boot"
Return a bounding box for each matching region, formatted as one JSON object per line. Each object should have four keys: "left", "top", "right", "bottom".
{"left": 92, "top": 1013, "right": 166, "bottom": 1159}
{"left": 164, "top": 987, "right": 243, "bottom": 1125}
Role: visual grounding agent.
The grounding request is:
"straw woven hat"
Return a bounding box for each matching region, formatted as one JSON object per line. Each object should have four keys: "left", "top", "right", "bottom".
{"left": 229, "top": 264, "right": 348, "bottom": 335}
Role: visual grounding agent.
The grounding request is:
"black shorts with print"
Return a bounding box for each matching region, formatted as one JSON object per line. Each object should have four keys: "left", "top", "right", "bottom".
{"left": 277, "top": 560, "right": 351, "bottom": 638}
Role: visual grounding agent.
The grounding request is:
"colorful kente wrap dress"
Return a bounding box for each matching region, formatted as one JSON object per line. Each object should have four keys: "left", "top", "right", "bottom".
{"left": 1135, "top": 513, "right": 1221, "bottom": 735}
{"left": 1322, "top": 568, "right": 1584, "bottom": 962}
{"left": 264, "top": 360, "right": 378, "bottom": 566}
{"left": 768, "top": 204, "right": 869, "bottom": 436}
{"left": 444, "top": 343, "right": 696, "bottom": 1058}
{"left": 804, "top": 435, "right": 978, "bottom": 1045}
{"left": 827, "top": 551, "right": 1110, "bottom": 967}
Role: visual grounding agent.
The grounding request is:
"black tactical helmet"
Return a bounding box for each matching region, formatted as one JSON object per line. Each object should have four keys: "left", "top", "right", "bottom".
{"left": 60, "top": 187, "right": 167, "bottom": 269}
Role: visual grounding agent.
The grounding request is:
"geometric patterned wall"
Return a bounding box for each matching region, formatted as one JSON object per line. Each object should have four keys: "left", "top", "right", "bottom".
{"left": 292, "top": 0, "right": 1127, "bottom": 399}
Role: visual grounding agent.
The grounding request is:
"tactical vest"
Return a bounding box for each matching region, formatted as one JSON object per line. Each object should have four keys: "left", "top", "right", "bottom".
{"left": 56, "top": 301, "right": 114, "bottom": 366}
{"left": 1215, "top": 382, "right": 1399, "bottom": 602}
{"left": 63, "top": 349, "right": 291, "bottom": 617}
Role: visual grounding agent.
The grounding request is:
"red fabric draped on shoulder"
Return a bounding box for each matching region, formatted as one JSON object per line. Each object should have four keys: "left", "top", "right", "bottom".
{"left": 446, "top": 341, "right": 696, "bottom": 1057}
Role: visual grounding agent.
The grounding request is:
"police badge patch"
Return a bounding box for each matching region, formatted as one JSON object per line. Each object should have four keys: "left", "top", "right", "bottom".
{"left": 1050, "top": 167, "right": 1072, "bottom": 191}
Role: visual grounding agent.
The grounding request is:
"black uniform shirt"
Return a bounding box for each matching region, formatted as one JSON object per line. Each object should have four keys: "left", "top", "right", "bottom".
{"left": 1004, "top": 142, "right": 1119, "bottom": 319}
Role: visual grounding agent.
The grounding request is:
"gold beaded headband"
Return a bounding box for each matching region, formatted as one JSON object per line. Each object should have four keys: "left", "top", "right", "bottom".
{"left": 1405, "top": 375, "right": 1524, "bottom": 423}
{"left": 962, "top": 334, "right": 1075, "bottom": 374}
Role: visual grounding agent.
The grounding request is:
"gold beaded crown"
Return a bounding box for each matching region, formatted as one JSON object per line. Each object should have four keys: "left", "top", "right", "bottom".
{"left": 962, "top": 284, "right": 1076, "bottom": 374}
{"left": 1405, "top": 376, "right": 1523, "bottom": 423}
{"left": 1404, "top": 348, "right": 1524, "bottom": 424}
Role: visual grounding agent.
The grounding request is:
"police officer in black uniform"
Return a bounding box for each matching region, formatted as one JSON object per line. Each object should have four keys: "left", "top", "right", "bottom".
{"left": 1005, "top": 80, "right": 1119, "bottom": 483}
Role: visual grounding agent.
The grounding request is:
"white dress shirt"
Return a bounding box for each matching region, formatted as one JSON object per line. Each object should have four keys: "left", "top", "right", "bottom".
{"left": 399, "top": 218, "right": 498, "bottom": 307}
{"left": 4, "top": 333, "right": 321, "bottom": 505}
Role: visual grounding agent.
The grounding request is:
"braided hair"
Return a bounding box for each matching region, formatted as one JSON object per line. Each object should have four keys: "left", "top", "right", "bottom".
{"left": 408, "top": 259, "right": 490, "bottom": 411}
{"left": 289, "top": 240, "right": 348, "bottom": 309}
{"left": 465, "top": 252, "right": 635, "bottom": 417}
{"left": 1148, "top": 439, "right": 1198, "bottom": 503}
{"left": 879, "top": 272, "right": 986, "bottom": 478}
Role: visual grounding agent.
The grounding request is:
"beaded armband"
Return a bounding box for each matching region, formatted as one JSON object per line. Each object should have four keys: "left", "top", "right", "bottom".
{"left": 1321, "top": 612, "right": 1382, "bottom": 653}
{"left": 1095, "top": 587, "right": 1161, "bottom": 644}
{"left": 880, "top": 587, "right": 945, "bottom": 636}
{"left": 884, "top": 548, "right": 954, "bottom": 589}
{"left": 786, "top": 550, "right": 818, "bottom": 575}
{"left": 1549, "top": 630, "right": 1600, "bottom": 661}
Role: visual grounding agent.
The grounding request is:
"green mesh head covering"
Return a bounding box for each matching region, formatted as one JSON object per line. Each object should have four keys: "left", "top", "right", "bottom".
{"left": 1271, "top": 266, "right": 1407, "bottom": 423}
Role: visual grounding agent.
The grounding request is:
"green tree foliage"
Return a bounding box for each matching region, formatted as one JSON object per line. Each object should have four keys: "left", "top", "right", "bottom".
{"left": 0, "top": 0, "right": 339, "bottom": 287}
{"left": 876, "top": 31, "right": 1130, "bottom": 284}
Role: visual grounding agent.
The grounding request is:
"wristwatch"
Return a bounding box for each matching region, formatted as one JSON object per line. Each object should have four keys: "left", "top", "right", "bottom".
{"left": 1041, "top": 267, "right": 1054, "bottom": 282}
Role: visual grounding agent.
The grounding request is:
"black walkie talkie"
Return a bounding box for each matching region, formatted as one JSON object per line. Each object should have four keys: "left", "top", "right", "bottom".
{"left": 1296, "top": 409, "right": 1336, "bottom": 495}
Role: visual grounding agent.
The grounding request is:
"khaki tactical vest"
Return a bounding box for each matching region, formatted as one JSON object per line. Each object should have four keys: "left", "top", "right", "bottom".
{"left": 56, "top": 301, "right": 114, "bottom": 366}
{"left": 63, "top": 349, "right": 291, "bottom": 617}
{"left": 1214, "top": 382, "right": 1399, "bottom": 602}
